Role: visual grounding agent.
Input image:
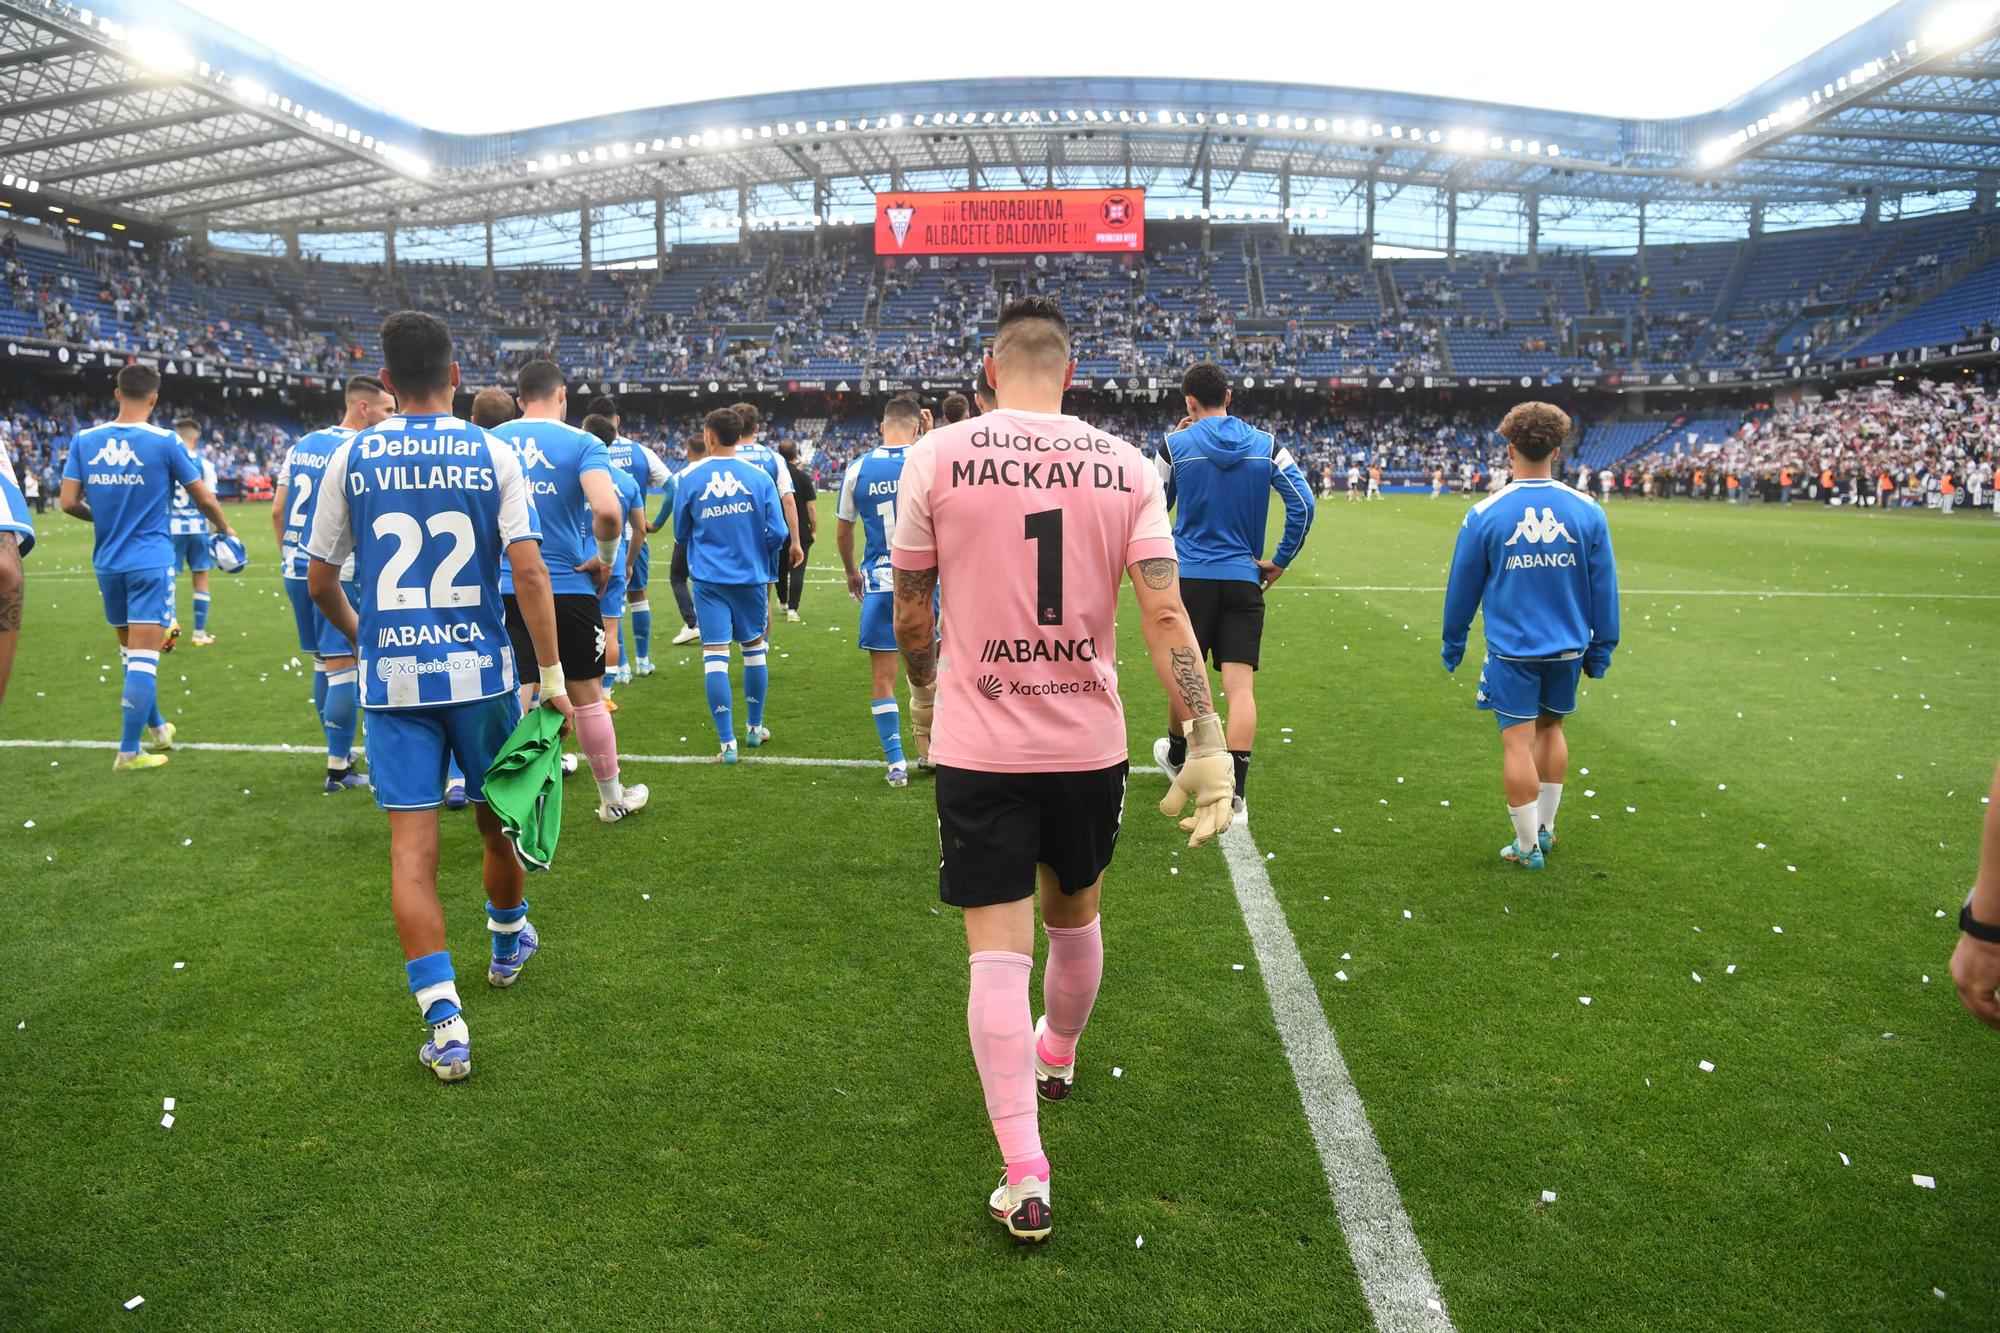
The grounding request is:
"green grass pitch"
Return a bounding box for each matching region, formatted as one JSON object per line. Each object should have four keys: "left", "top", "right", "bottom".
{"left": 3, "top": 493, "right": 1997, "bottom": 1330}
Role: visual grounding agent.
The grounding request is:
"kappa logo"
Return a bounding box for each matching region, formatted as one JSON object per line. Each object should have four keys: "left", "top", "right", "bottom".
{"left": 1503, "top": 506, "right": 1576, "bottom": 546}
{"left": 516, "top": 440, "right": 553, "bottom": 471}
{"left": 885, "top": 200, "right": 915, "bottom": 248}
{"left": 974, "top": 673, "right": 1003, "bottom": 701}
{"left": 593, "top": 625, "right": 606, "bottom": 659}
{"left": 699, "top": 471, "right": 749, "bottom": 502}
{"left": 88, "top": 440, "right": 142, "bottom": 467}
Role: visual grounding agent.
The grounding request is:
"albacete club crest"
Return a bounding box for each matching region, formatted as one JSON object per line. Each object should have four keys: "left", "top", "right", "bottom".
{"left": 886, "top": 200, "right": 916, "bottom": 248}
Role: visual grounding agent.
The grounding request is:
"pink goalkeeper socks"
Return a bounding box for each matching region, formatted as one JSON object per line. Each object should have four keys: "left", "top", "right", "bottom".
{"left": 968, "top": 950, "right": 1047, "bottom": 1185}
{"left": 1039, "top": 916, "right": 1103, "bottom": 1065}
{"left": 573, "top": 700, "right": 620, "bottom": 783}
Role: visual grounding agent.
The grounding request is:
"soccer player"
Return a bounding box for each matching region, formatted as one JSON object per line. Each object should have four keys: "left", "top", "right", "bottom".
{"left": 778, "top": 439, "right": 815, "bottom": 623}
{"left": 729, "top": 403, "right": 805, "bottom": 607}
{"left": 494, "top": 363, "right": 647, "bottom": 823}
{"left": 588, "top": 395, "right": 669, "bottom": 679}
{"left": 586, "top": 414, "right": 649, "bottom": 703}
{"left": 890, "top": 296, "right": 1234, "bottom": 1242}
{"left": 0, "top": 438, "right": 32, "bottom": 713}
{"left": 169, "top": 418, "right": 219, "bottom": 646}
{"left": 273, "top": 374, "right": 395, "bottom": 792}
{"left": 836, "top": 396, "right": 930, "bottom": 786}
{"left": 60, "top": 365, "right": 237, "bottom": 771}
{"left": 1367, "top": 461, "right": 1382, "bottom": 500}
{"left": 673, "top": 407, "right": 786, "bottom": 763}
{"left": 1441, "top": 402, "right": 1619, "bottom": 870}
{"left": 469, "top": 386, "right": 516, "bottom": 431}
{"left": 1151, "top": 363, "right": 1316, "bottom": 822}
{"left": 658, "top": 433, "right": 703, "bottom": 646}
{"left": 1346, "top": 460, "right": 1361, "bottom": 502}
{"left": 941, "top": 392, "right": 971, "bottom": 424}
{"left": 305, "top": 311, "right": 572, "bottom": 1083}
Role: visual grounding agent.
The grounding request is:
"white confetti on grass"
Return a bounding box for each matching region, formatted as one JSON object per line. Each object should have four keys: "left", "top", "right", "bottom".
{"left": 1112, "top": 1067, "right": 1123, "bottom": 1079}
{"left": 160, "top": 1113, "right": 174, "bottom": 1129}
{"left": 1912, "top": 1174, "right": 1936, "bottom": 1189}
{"left": 1838, "top": 1152, "right": 1850, "bottom": 1166}
{"left": 1699, "top": 1060, "right": 1716, "bottom": 1073}
{"left": 1691, "top": 972, "right": 1703, "bottom": 983}
{"left": 1402, "top": 910, "right": 1412, "bottom": 919}
{"left": 1231, "top": 964, "right": 1245, "bottom": 972}
{"left": 1135, "top": 1235, "right": 1144, "bottom": 1249}
{"left": 1578, "top": 997, "right": 1592, "bottom": 1006}
{"left": 173, "top": 962, "right": 184, "bottom": 970}
{"left": 163, "top": 1097, "right": 175, "bottom": 1111}
{"left": 123, "top": 1296, "right": 144, "bottom": 1311}
{"left": 1540, "top": 1190, "right": 1557, "bottom": 1204}
{"left": 1335, "top": 970, "right": 1349, "bottom": 982}
{"left": 1726, "top": 964, "right": 1737, "bottom": 975}
{"left": 1772, "top": 926, "right": 1784, "bottom": 934}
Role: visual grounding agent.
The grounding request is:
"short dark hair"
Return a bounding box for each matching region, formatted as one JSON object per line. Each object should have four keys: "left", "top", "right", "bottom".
{"left": 587, "top": 394, "right": 619, "bottom": 419}
{"left": 344, "top": 373, "right": 387, "bottom": 400}
{"left": 470, "top": 387, "right": 516, "bottom": 430}
{"left": 116, "top": 364, "right": 160, "bottom": 398}
{"left": 685, "top": 432, "right": 707, "bottom": 459}
{"left": 172, "top": 416, "right": 200, "bottom": 432}
{"left": 703, "top": 407, "right": 743, "bottom": 448}
{"left": 731, "top": 402, "right": 759, "bottom": 436}
{"left": 776, "top": 439, "right": 798, "bottom": 461}
{"left": 973, "top": 365, "right": 994, "bottom": 405}
{"left": 1497, "top": 402, "right": 1571, "bottom": 462}
{"left": 995, "top": 295, "right": 1069, "bottom": 346}
{"left": 379, "top": 310, "right": 454, "bottom": 398}
{"left": 580, "top": 413, "right": 616, "bottom": 445}
{"left": 882, "top": 397, "right": 924, "bottom": 433}
{"left": 1181, "top": 363, "right": 1229, "bottom": 409}
{"left": 940, "top": 392, "right": 969, "bottom": 423}
{"left": 515, "top": 359, "right": 564, "bottom": 402}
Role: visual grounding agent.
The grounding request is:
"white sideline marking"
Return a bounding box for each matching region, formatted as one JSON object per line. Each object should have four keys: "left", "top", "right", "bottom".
{"left": 0, "top": 738, "right": 881, "bottom": 770}
{"left": 1220, "top": 822, "right": 1453, "bottom": 1332}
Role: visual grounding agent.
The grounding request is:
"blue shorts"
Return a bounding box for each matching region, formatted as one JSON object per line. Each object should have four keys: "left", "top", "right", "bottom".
{"left": 1476, "top": 653, "right": 1583, "bottom": 728}
{"left": 97, "top": 567, "right": 175, "bottom": 627}
{"left": 364, "top": 693, "right": 521, "bottom": 811}
{"left": 691, "top": 580, "right": 768, "bottom": 646}
{"left": 857, "top": 591, "right": 896, "bottom": 652}
{"left": 285, "top": 576, "right": 360, "bottom": 659}
{"left": 629, "top": 540, "right": 651, "bottom": 593}
{"left": 599, "top": 568, "right": 629, "bottom": 621}
{"left": 171, "top": 531, "right": 214, "bottom": 573}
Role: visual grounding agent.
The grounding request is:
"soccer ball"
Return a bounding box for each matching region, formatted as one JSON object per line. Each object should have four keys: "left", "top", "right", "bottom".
{"left": 210, "top": 532, "right": 250, "bottom": 573}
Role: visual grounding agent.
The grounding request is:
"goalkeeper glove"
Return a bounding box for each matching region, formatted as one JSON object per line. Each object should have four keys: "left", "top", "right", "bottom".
{"left": 910, "top": 681, "right": 936, "bottom": 763}
{"left": 1159, "top": 713, "right": 1233, "bottom": 849}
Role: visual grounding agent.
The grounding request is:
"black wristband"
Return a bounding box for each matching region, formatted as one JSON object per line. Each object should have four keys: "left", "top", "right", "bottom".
{"left": 1960, "top": 902, "right": 2000, "bottom": 944}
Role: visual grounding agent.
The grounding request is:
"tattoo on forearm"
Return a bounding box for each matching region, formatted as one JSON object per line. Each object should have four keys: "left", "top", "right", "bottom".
{"left": 894, "top": 566, "right": 939, "bottom": 687}
{"left": 0, "top": 578, "right": 20, "bottom": 633}
{"left": 1169, "top": 645, "right": 1211, "bottom": 717}
{"left": 1137, "top": 557, "right": 1177, "bottom": 590}
{"left": 894, "top": 566, "right": 937, "bottom": 603}
{"left": 901, "top": 643, "right": 937, "bottom": 688}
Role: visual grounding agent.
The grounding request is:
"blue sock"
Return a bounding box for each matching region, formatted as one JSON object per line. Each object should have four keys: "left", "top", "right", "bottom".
{"left": 312, "top": 664, "right": 329, "bottom": 720}
{"left": 632, "top": 607, "right": 652, "bottom": 659}
{"left": 324, "top": 667, "right": 359, "bottom": 764}
{"left": 120, "top": 649, "right": 159, "bottom": 753}
{"left": 405, "top": 951, "right": 460, "bottom": 1024}
{"left": 743, "top": 645, "right": 768, "bottom": 729}
{"left": 618, "top": 620, "right": 631, "bottom": 672}
{"left": 486, "top": 901, "right": 529, "bottom": 961}
{"left": 871, "top": 697, "right": 905, "bottom": 765}
{"left": 192, "top": 591, "right": 210, "bottom": 632}
{"left": 703, "top": 651, "right": 734, "bottom": 743}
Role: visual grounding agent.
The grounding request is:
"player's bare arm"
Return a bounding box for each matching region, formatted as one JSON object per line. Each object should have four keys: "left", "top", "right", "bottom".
{"left": 506, "top": 541, "right": 576, "bottom": 726}
{"left": 307, "top": 556, "right": 360, "bottom": 646}
{"left": 1951, "top": 759, "right": 2000, "bottom": 1030}
{"left": 58, "top": 477, "right": 90, "bottom": 523}
{"left": 0, "top": 532, "right": 21, "bottom": 712}
{"left": 186, "top": 479, "right": 235, "bottom": 539}
{"left": 270, "top": 480, "right": 289, "bottom": 548}
{"left": 893, "top": 564, "right": 938, "bottom": 687}
{"left": 1129, "top": 555, "right": 1231, "bottom": 845}
{"left": 838, "top": 518, "right": 863, "bottom": 599}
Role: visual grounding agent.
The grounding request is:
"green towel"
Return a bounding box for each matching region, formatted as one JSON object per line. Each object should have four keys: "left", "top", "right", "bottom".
{"left": 481, "top": 705, "right": 566, "bottom": 871}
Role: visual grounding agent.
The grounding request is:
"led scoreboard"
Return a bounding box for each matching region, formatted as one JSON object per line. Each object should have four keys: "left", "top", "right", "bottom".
{"left": 874, "top": 188, "right": 1145, "bottom": 255}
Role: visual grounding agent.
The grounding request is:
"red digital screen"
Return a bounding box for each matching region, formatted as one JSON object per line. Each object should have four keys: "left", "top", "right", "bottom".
{"left": 874, "top": 188, "right": 1145, "bottom": 256}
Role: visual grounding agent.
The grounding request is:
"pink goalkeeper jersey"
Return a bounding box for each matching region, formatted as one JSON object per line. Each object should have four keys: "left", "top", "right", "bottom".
{"left": 891, "top": 407, "right": 1175, "bottom": 773}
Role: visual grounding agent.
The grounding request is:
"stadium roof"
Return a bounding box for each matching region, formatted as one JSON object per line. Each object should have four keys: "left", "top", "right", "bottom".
{"left": 2, "top": 0, "right": 1998, "bottom": 243}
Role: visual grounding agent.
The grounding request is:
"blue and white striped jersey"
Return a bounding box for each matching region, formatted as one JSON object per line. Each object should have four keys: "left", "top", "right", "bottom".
{"left": 304, "top": 413, "right": 542, "bottom": 710}
{"left": 0, "top": 448, "right": 33, "bottom": 557}
{"left": 168, "top": 450, "right": 218, "bottom": 537}
{"left": 835, "top": 443, "right": 911, "bottom": 595}
{"left": 277, "top": 426, "right": 356, "bottom": 579}
{"left": 735, "top": 439, "right": 796, "bottom": 499}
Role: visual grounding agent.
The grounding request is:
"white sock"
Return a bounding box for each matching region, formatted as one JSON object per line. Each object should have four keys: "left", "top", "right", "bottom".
{"left": 595, "top": 777, "right": 625, "bottom": 806}
{"left": 1508, "top": 802, "right": 1540, "bottom": 852}
{"left": 1538, "top": 782, "right": 1563, "bottom": 834}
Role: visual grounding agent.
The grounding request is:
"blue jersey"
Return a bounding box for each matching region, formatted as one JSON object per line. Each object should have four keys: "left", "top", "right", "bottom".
{"left": 835, "top": 443, "right": 911, "bottom": 595}
{"left": 672, "top": 454, "right": 786, "bottom": 586}
{"left": 1159, "top": 415, "right": 1316, "bottom": 582}
{"left": 606, "top": 435, "right": 670, "bottom": 499}
{"left": 278, "top": 426, "right": 356, "bottom": 579}
{"left": 610, "top": 464, "right": 644, "bottom": 567}
{"left": 303, "top": 413, "right": 542, "bottom": 710}
{"left": 61, "top": 421, "right": 201, "bottom": 574}
{"left": 1441, "top": 478, "right": 1620, "bottom": 672}
{"left": 169, "top": 451, "right": 218, "bottom": 537}
{"left": 489, "top": 418, "right": 612, "bottom": 598}
{"left": 735, "top": 440, "right": 796, "bottom": 500}
{"left": 0, "top": 452, "right": 33, "bottom": 557}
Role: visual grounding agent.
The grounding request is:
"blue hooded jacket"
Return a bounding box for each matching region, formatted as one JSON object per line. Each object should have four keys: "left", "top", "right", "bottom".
{"left": 1160, "top": 415, "right": 1316, "bottom": 583}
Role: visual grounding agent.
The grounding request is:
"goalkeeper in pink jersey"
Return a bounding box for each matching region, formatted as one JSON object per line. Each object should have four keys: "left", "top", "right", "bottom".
{"left": 890, "top": 296, "right": 1235, "bottom": 1242}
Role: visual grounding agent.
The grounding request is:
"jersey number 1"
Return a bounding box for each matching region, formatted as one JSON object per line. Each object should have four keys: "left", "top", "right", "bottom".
{"left": 1025, "top": 508, "right": 1063, "bottom": 625}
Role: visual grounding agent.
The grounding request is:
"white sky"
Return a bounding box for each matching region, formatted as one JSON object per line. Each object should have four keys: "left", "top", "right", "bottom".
{"left": 179, "top": 0, "right": 1897, "bottom": 134}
